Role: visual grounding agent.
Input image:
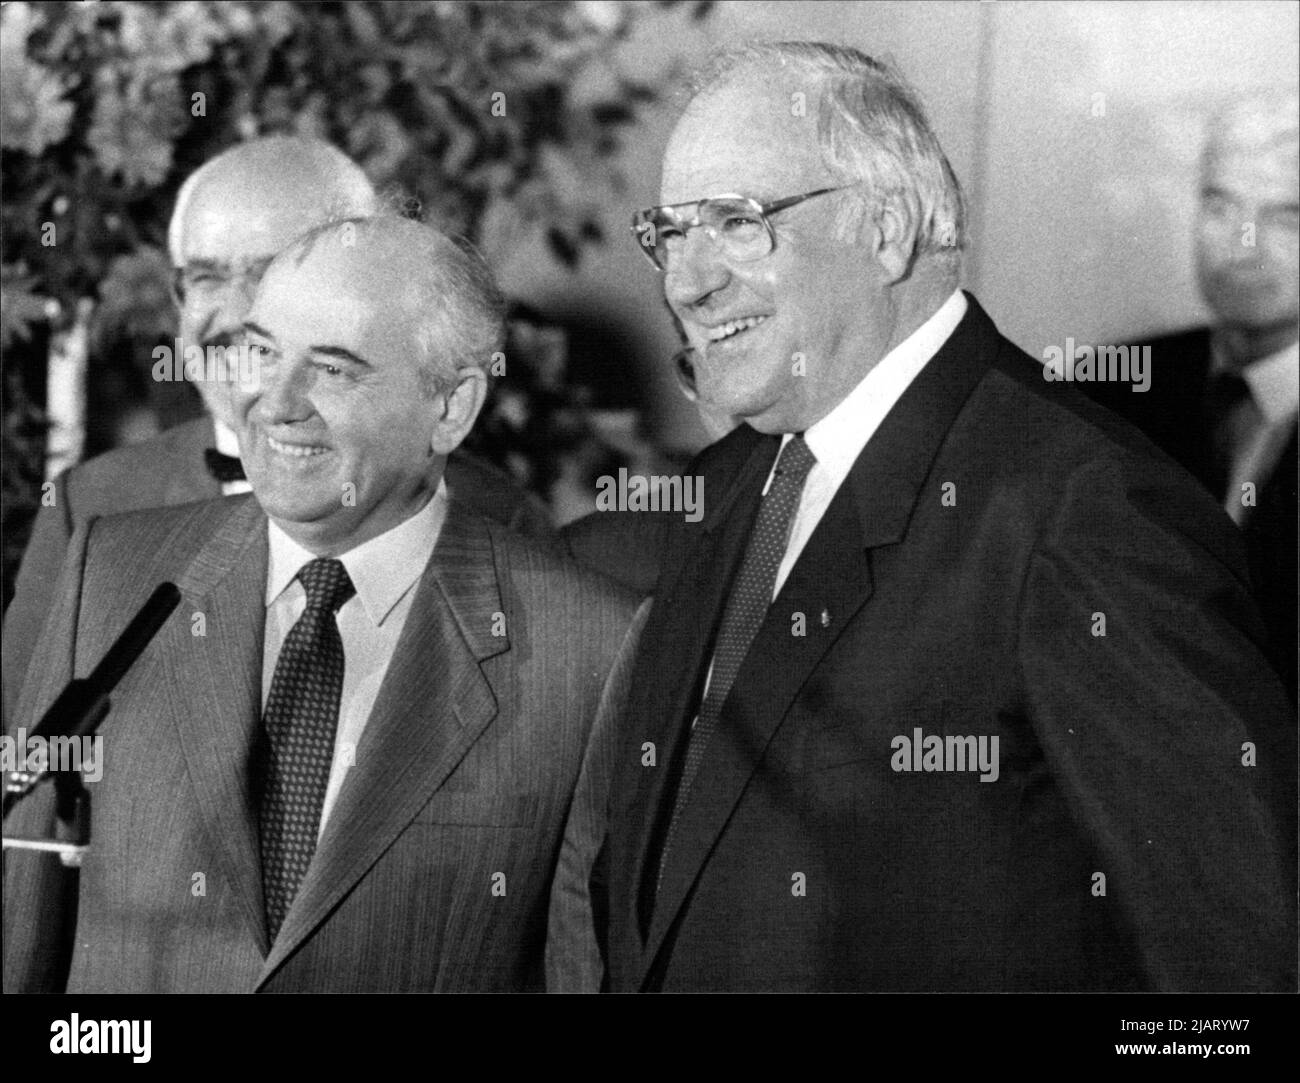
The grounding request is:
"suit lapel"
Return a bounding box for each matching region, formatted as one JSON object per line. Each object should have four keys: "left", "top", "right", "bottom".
{"left": 617, "top": 431, "right": 779, "bottom": 944}
{"left": 163, "top": 495, "right": 270, "bottom": 955}
{"left": 636, "top": 293, "right": 1001, "bottom": 985}
{"left": 256, "top": 503, "right": 509, "bottom": 986}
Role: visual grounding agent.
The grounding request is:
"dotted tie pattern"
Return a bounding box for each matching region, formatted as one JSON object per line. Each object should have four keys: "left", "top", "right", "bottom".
{"left": 656, "top": 434, "right": 817, "bottom": 895}
{"left": 257, "top": 557, "right": 355, "bottom": 942}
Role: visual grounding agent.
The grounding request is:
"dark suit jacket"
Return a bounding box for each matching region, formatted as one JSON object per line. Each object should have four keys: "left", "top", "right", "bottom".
{"left": 1083, "top": 328, "right": 1297, "bottom": 700}
{"left": 3, "top": 495, "right": 642, "bottom": 992}
{"left": 560, "top": 509, "right": 671, "bottom": 597}
{"left": 594, "top": 296, "right": 1295, "bottom": 992}
{"left": 2, "top": 416, "right": 557, "bottom": 721}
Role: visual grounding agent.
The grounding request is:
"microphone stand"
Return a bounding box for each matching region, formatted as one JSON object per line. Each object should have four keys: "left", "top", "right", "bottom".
{"left": 3, "top": 685, "right": 111, "bottom": 868}
{"left": 3, "top": 582, "right": 180, "bottom": 867}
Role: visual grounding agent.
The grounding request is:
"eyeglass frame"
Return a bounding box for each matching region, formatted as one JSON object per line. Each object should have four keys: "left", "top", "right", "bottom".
{"left": 170, "top": 255, "right": 277, "bottom": 306}
{"left": 630, "top": 186, "right": 852, "bottom": 271}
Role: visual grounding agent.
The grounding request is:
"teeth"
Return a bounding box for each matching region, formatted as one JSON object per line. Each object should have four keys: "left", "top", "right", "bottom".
{"left": 706, "top": 315, "right": 768, "bottom": 342}
{"left": 267, "top": 436, "right": 328, "bottom": 458}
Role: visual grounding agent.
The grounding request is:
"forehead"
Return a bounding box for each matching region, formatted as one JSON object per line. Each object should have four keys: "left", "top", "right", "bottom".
{"left": 661, "top": 72, "right": 835, "bottom": 205}
{"left": 248, "top": 241, "right": 421, "bottom": 363}
{"left": 181, "top": 174, "right": 335, "bottom": 266}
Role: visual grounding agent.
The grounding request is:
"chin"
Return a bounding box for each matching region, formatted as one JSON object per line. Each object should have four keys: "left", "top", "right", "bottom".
{"left": 252, "top": 489, "right": 337, "bottom": 525}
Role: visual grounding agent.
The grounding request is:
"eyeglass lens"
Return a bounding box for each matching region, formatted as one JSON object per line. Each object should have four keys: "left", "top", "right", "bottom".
{"left": 642, "top": 198, "right": 772, "bottom": 269}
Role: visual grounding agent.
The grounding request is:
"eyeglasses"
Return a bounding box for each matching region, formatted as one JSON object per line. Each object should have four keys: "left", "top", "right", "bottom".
{"left": 171, "top": 256, "right": 276, "bottom": 306}
{"left": 630, "top": 187, "right": 849, "bottom": 271}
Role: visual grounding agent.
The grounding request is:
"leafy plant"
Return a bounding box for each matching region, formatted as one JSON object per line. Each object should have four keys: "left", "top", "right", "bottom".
{"left": 1, "top": 0, "right": 712, "bottom": 596}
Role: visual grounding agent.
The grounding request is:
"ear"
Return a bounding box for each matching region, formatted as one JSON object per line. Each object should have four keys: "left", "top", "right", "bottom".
{"left": 430, "top": 365, "right": 488, "bottom": 455}
{"left": 871, "top": 191, "right": 922, "bottom": 283}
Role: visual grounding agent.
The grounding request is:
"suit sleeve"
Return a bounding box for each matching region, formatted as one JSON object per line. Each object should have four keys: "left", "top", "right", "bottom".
{"left": 2, "top": 513, "right": 94, "bottom": 993}
{"left": 1017, "top": 456, "right": 1296, "bottom": 991}
{"left": 3, "top": 472, "right": 76, "bottom": 725}
{"left": 545, "top": 597, "right": 650, "bottom": 992}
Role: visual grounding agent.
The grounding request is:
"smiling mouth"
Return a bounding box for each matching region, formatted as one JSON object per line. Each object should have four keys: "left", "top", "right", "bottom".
{"left": 705, "top": 315, "right": 770, "bottom": 344}
{"left": 267, "top": 435, "right": 331, "bottom": 458}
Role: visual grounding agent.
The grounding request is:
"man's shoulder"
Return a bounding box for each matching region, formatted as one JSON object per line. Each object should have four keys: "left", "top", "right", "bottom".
{"left": 62, "top": 418, "right": 214, "bottom": 515}
{"left": 81, "top": 493, "right": 257, "bottom": 569}
{"left": 1137, "top": 325, "right": 1214, "bottom": 361}
{"left": 978, "top": 333, "right": 1200, "bottom": 477}
{"left": 964, "top": 335, "right": 1237, "bottom": 556}
{"left": 560, "top": 509, "right": 670, "bottom": 597}
{"left": 481, "top": 510, "right": 641, "bottom": 623}
{"left": 1083, "top": 326, "right": 1213, "bottom": 420}
{"left": 444, "top": 449, "right": 555, "bottom": 539}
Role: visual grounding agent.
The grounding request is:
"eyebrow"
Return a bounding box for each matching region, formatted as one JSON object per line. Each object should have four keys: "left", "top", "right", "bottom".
{"left": 242, "top": 322, "right": 374, "bottom": 368}
{"left": 312, "top": 346, "right": 374, "bottom": 369}
{"left": 186, "top": 255, "right": 277, "bottom": 273}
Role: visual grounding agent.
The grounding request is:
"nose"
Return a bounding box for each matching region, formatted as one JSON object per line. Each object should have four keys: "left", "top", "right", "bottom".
{"left": 254, "top": 359, "right": 315, "bottom": 425}
{"left": 663, "top": 229, "right": 731, "bottom": 311}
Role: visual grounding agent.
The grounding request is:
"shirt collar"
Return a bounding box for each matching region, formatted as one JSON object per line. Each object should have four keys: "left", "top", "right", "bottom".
{"left": 213, "top": 418, "right": 241, "bottom": 458}
{"left": 265, "top": 479, "right": 448, "bottom": 626}
{"left": 799, "top": 288, "right": 968, "bottom": 474}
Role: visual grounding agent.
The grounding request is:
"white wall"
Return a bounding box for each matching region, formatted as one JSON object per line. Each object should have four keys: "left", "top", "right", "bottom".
{"left": 978, "top": 0, "right": 1299, "bottom": 358}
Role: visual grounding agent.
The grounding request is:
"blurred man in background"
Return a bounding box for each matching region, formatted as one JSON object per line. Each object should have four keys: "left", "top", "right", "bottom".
{"left": 3, "top": 136, "right": 553, "bottom": 719}
{"left": 1088, "top": 89, "right": 1297, "bottom": 699}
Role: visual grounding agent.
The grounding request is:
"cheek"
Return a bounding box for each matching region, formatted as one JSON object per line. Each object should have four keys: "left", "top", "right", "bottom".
{"left": 178, "top": 305, "right": 204, "bottom": 340}
{"left": 1263, "top": 229, "right": 1300, "bottom": 266}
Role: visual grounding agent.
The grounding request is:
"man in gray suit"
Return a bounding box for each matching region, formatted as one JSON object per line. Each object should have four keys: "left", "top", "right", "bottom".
{"left": 3, "top": 215, "right": 643, "bottom": 992}
{"left": 2, "top": 136, "right": 554, "bottom": 722}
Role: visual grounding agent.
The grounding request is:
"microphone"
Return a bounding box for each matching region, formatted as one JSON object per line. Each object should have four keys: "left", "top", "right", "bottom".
{"left": 3, "top": 582, "right": 181, "bottom": 817}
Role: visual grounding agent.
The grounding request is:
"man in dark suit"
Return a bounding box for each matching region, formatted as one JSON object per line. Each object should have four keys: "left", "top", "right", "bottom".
{"left": 1086, "top": 90, "right": 1297, "bottom": 699}
{"left": 568, "top": 43, "right": 1295, "bottom": 992}
{"left": 3, "top": 216, "right": 642, "bottom": 992}
{"left": 2, "top": 136, "right": 554, "bottom": 721}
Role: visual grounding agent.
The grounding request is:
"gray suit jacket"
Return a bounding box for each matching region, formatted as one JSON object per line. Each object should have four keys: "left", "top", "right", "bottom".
{"left": 2, "top": 416, "right": 558, "bottom": 722}
{"left": 3, "top": 494, "right": 641, "bottom": 992}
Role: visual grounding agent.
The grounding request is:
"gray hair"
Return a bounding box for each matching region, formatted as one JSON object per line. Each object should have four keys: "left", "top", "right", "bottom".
{"left": 691, "top": 42, "right": 966, "bottom": 269}
{"left": 167, "top": 136, "right": 378, "bottom": 265}
{"left": 284, "top": 215, "right": 505, "bottom": 400}
{"left": 1202, "top": 86, "right": 1299, "bottom": 172}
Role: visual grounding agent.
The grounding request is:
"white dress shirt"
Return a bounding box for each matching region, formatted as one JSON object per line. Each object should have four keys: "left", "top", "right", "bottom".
{"left": 1215, "top": 338, "right": 1299, "bottom": 525}
{"left": 693, "top": 289, "right": 968, "bottom": 719}
{"left": 261, "top": 483, "right": 447, "bottom": 835}
{"left": 213, "top": 419, "right": 252, "bottom": 497}
{"left": 767, "top": 287, "right": 968, "bottom": 596}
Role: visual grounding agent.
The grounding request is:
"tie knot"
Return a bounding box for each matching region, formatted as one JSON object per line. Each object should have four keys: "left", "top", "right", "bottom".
{"left": 772, "top": 433, "right": 817, "bottom": 485}
{"left": 297, "top": 558, "right": 355, "bottom": 615}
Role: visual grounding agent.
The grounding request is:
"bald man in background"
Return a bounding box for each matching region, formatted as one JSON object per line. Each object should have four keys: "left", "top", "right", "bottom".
{"left": 1087, "top": 89, "right": 1298, "bottom": 700}
{"left": 3, "top": 136, "right": 554, "bottom": 718}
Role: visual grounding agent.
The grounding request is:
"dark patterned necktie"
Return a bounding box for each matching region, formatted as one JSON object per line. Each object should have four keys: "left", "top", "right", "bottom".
{"left": 257, "top": 558, "right": 355, "bottom": 941}
{"left": 204, "top": 448, "right": 247, "bottom": 483}
{"left": 655, "top": 434, "right": 817, "bottom": 894}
